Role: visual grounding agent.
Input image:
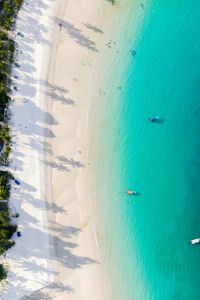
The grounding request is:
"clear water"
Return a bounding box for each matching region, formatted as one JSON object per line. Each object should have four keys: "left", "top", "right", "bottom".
{"left": 89, "top": 1, "right": 200, "bottom": 299}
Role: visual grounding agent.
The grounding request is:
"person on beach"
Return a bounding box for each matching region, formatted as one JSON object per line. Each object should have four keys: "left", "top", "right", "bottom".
{"left": 59, "top": 23, "right": 62, "bottom": 31}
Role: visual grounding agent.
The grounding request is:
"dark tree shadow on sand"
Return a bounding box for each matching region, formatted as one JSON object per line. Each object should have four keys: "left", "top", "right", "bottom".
{"left": 53, "top": 16, "right": 98, "bottom": 52}
{"left": 57, "top": 155, "right": 85, "bottom": 168}
{"left": 83, "top": 23, "right": 103, "bottom": 34}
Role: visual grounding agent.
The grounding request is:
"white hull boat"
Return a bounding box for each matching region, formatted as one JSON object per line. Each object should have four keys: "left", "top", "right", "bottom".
{"left": 189, "top": 238, "right": 200, "bottom": 245}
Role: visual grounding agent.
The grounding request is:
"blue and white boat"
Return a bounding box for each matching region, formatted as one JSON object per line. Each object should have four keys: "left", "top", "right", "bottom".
{"left": 149, "top": 116, "right": 160, "bottom": 122}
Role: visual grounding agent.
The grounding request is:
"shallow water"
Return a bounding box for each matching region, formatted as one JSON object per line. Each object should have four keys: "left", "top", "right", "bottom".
{"left": 90, "top": 1, "right": 200, "bottom": 299}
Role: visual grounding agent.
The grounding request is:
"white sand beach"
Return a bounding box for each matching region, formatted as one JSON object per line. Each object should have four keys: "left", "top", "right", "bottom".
{"left": 0, "top": 0, "right": 114, "bottom": 299}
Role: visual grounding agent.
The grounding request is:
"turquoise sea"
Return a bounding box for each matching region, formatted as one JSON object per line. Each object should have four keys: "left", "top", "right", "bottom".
{"left": 89, "top": 1, "right": 200, "bottom": 299}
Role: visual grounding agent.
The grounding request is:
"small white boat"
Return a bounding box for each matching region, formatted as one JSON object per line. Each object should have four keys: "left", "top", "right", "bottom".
{"left": 189, "top": 238, "right": 200, "bottom": 245}
{"left": 127, "top": 190, "right": 137, "bottom": 195}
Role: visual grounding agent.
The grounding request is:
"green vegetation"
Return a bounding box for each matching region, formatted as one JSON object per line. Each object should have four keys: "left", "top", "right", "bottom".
{"left": 0, "top": 263, "right": 7, "bottom": 280}
{"left": 0, "top": 171, "right": 13, "bottom": 200}
{"left": 0, "top": 210, "right": 16, "bottom": 253}
{"left": 0, "top": 171, "right": 17, "bottom": 255}
{"left": 0, "top": 124, "right": 11, "bottom": 162}
{"left": 0, "top": 0, "right": 23, "bottom": 30}
{"left": 0, "top": 0, "right": 23, "bottom": 120}
{"left": 0, "top": 171, "right": 16, "bottom": 254}
{"left": 0, "top": 0, "right": 23, "bottom": 279}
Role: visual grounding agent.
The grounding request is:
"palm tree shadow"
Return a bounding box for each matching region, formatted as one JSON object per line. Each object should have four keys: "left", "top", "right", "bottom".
{"left": 57, "top": 155, "right": 85, "bottom": 168}
{"left": 83, "top": 23, "right": 104, "bottom": 34}
{"left": 53, "top": 16, "right": 99, "bottom": 52}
